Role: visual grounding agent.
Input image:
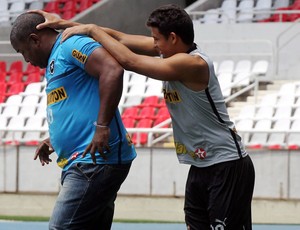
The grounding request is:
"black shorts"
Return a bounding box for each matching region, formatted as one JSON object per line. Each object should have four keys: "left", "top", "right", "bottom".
{"left": 184, "top": 155, "right": 255, "bottom": 230}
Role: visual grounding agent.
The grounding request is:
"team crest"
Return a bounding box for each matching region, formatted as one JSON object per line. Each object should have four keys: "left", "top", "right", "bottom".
{"left": 194, "top": 148, "right": 207, "bottom": 160}
{"left": 49, "top": 60, "right": 54, "bottom": 74}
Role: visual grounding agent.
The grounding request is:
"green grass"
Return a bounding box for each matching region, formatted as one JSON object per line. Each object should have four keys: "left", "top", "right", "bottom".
{"left": 0, "top": 216, "right": 49, "bottom": 222}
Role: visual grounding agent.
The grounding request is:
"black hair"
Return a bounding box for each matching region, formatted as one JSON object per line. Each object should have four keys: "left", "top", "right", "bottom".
{"left": 146, "top": 4, "right": 194, "bottom": 45}
{"left": 10, "top": 12, "right": 46, "bottom": 44}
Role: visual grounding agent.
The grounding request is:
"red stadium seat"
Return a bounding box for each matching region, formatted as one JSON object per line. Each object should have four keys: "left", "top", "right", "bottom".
{"left": 121, "top": 106, "right": 140, "bottom": 119}
{"left": 0, "top": 61, "right": 7, "bottom": 74}
{"left": 44, "top": 1, "right": 60, "bottom": 14}
{"left": 23, "top": 72, "right": 41, "bottom": 86}
{"left": 122, "top": 118, "right": 136, "bottom": 128}
{"left": 23, "top": 63, "right": 40, "bottom": 75}
{"left": 6, "top": 72, "right": 23, "bottom": 85}
{"left": 78, "top": 0, "right": 93, "bottom": 12}
{"left": 132, "top": 118, "right": 153, "bottom": 145}
{"left": 0, "top": 71, "right": 6, "bottom": 83}
{"left": 7, "top": 60, "right": 23, "bottom": 75}
{"left": 135, "top": 106, "right": 156, "bottom": 120}
{"left": 5, "top": 83, "right": 24, "bottom": 96}
{"left": 138, "top": 96, "right": 160, "bottom": 108}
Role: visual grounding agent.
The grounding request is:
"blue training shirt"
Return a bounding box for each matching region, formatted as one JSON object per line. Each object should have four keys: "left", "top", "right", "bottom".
{"left": 45, "top": 33, "right": 136, "bottom": 171}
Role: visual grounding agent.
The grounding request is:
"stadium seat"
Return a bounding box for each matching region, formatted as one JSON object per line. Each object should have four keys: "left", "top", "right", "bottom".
{"left": 9, "top": 0, "right": 26, "bottom": 20}
{"left": 138, "top": 96, "right": 160, "bottom": 108}
{"left": 201, "top": 9, "right": 220, "bottom": 24}
{"left": 132, "top": 118, "right": 153, "bottom": 145}
{"left": 0, "top": 82, "right": 7, "bottom": 95}
{"left": 23, "top": 116, "right": 44, "bottom": 146}
{"left": 236, "top": 105, "right": 256, "bottom": 119}
{"left": 273, "top": 106, "right": 292, "bottom": 119}
{"left": 4, "top": 116, "right": 26, "bottom": 145}
{"left": 288, "top": 119, "right": 300, "bottom": 149}
{"left": 121, "top": 106, "right": 140, "bottom": 119}
{"left": 259, "top": 93, "right": 278, "bottom": 106}
{"left": 0, "top": 116, "right": 8, "bottom": 141}
{"left": 237, "top": 0, "right": 254, "bottom": 23}
{"left": 5, "top": 83, "right": 24, "bottom": 96}
{"left": 220, "top": 0, "right": 237, "bottom": 23}
{"left": 273, "top": 0, "right": 290, "bottom": 9}
{"left": 22, "top": 82, "right": 45, "bottom": 95}
{"left": 23, "top": 72, "right": 41, "bottom": 86}
{"left": 254, "top": 0, "right": 272, "bottom": 21}
{"left": 6, "top": 72, "right": 23, "bottom": 85}
{"left": 122, "top": 117, "right": 136, "bottom": 128}
{"left": 218, "top": 72, "right": 233, "bottom": 98}
{"left": 35, "top": 105, "right": 47, "bottom": 117}
{"left": 78, "top": 0, "right": 93, "bottom": 12}
{"left": 44, "top": 1, "right": 60, "bottom": 14}
{"left": 135, "top": 106, "right": 156, "bottom": 120}
{"left": 28, "top": 1, "right": 45, "bottom": 10}
{"left": 128, "top": 72, "right": 147, "bottom": 86}
{"left": 252, "top": 60, "right": 269, "bottom": 76}
{"left": 19, "top": 105, "right": 37, "bottom": 117}
{"left": 248, "top": 119, "right": 272, "bottom": 149}
{"left": 267, "top": 118, "right": 291, "bottom": 149}
{"left": 235, "top": 118, "right": 254, "bottom": 144}
{"left": 23, "top": 63, "right": 40, "bottom": 75}
{"left": 7, "top": 60, "right": 23, "bottom": 75}
{"left": 217, "top": 59, "right": 235, "bottom": 74}
{"left": 0, "top": 61, "right": 7, "bottom": 74}
{"left": 0, "top": 71, "right": 6, "bottom": 83}
{"left": 5, "top": 94, "right": 23, "bottom": 105}
{"left": 255, "top": 105, "right": 274, "bottom": 119}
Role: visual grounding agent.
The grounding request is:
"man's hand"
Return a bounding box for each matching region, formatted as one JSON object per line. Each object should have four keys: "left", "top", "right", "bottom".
{"left": 28, "top": 10, "right": 62, "bottom": 30}
{"left": 61, "top": 24, "right": 96, "bottom": 42}
{"left": 34, "top": 138, "right": 55, "bottom": 166}
{"left": 82, "top": 126, "right": 110, "bottom": 164}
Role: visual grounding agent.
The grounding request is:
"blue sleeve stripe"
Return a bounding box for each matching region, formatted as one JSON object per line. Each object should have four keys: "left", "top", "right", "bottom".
{"left": 47, "top": 67, "right": 78, "bottom": 86}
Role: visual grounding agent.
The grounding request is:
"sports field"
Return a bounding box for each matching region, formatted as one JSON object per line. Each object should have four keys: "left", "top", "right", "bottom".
{"left": 1, "top": 221, "right": 300, "bottom": 230}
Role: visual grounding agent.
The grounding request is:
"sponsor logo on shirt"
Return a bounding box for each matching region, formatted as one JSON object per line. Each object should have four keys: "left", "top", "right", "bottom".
{"left": 72, "top": 49, "right": 87, "bottom": 64}
{"left": 175, "top": 142, "right": 207, "bottom": 160}
{"left": 47, "top": 87, "right": 68, "bottom": 105}
{"left": 163, "top": 89, "right": 181, "bottom": 103}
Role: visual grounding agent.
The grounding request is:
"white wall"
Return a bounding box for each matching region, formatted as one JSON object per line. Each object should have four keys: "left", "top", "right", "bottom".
{"left": 1, "top": 145, "right": 300, "bottom": 200}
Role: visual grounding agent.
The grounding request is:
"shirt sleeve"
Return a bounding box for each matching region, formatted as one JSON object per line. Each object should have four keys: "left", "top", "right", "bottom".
{"left": 61, "top": 34, "right": 102, "bottom": 70}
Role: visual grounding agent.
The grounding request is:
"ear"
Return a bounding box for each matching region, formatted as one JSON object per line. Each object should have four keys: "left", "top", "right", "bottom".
{"left": 169, "top": 32, "right": 177, "bottom": 45}
{"left": 29, "top": 33, "right": 40, "bottom": 46}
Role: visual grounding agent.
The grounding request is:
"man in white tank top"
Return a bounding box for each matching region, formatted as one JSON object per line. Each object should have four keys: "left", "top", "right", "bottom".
{"left": 34, "top": 4, "right": 255, "bottom": 230}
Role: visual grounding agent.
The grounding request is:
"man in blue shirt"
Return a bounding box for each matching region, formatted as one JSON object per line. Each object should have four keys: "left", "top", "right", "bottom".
{"left": 10, "top": 12, "right": 136, "bottom": 230}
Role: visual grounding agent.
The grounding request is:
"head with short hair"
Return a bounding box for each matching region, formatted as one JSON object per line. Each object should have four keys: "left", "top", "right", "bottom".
{"left": 146, "top": 4, "right": 194, "bottom": 46}
{"left": 10, "top": 12, "right": 57, "bottom": 68}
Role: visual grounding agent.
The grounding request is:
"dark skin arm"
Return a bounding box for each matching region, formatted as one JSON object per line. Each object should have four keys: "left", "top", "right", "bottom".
{"left": 83, "top": 47, "right": 124, "bottom": 163}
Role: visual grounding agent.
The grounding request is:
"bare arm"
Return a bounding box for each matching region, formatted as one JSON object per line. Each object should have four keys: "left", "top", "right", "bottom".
{"left": 83, "top": 47, "right": 124, "bottom": 162}
{"left": 31, "top": 10, "right": 157, "bottom": 56}
{"left": 62, "top": 25, "right": 209, "bottom": 91}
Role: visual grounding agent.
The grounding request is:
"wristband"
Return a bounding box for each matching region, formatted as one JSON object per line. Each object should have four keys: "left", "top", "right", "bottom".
{"left": 93, "top": 121, "right": 109, "bottom": 128}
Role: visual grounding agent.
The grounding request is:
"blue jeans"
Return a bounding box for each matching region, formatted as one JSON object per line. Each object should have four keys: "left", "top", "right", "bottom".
{"left": 49, "top": 162, "right": 131, "bottom": 230}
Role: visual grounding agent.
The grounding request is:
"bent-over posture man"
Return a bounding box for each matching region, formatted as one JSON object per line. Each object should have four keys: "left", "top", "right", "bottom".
{"left": 33, "top": 4, "right": 255, "bottom": 230}
{"left": 10, "top": 12, "right": 136, "bottom": 230}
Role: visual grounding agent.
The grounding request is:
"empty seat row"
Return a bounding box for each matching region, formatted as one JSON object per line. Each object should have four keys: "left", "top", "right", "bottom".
{"left": 215, "top": 59, "right": 269, "bottom": 98}
{"left": 195, "top": 0, "right": 295, "bottom": 24}
{"left": 236, "top": 118, "right": 300, "bottom": 150}
{"left": 0, "top": 116, "right": 48, "bottom": 146}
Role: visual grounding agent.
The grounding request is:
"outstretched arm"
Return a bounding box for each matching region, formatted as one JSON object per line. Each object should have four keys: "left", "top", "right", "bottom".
{"left": 30, "top": 10, "right": 157, "bottom": 56}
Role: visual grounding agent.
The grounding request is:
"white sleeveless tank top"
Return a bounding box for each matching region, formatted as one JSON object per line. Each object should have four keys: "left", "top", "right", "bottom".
{"left": 162, "top": 46, "right": 247, "bottom": 167}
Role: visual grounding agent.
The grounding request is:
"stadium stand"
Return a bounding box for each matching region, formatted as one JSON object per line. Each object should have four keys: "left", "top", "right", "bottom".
{"left": 0, "top": 0, "right": 300, "bottom": 148}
